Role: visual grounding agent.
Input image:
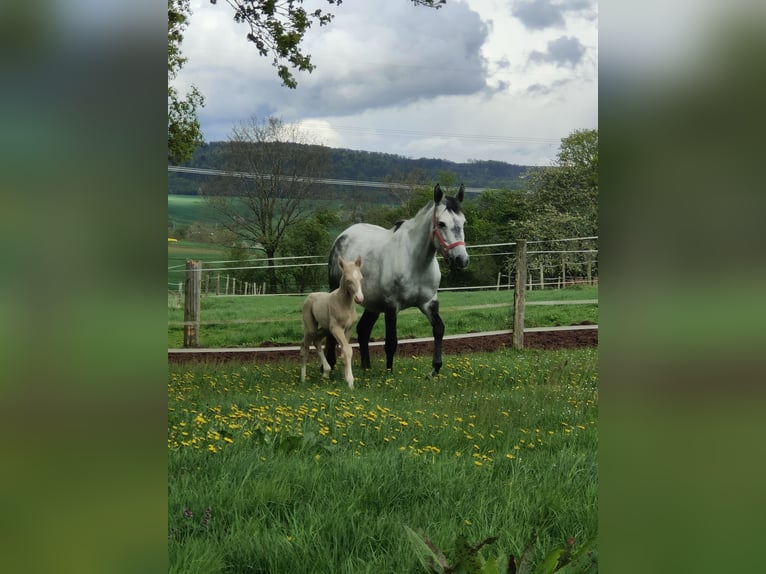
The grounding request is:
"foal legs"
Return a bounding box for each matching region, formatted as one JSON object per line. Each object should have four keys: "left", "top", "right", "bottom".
{"left": 301, "top": 332, "right": 331, "bottom": 382}
{"left": 356, "top": 309, "right": 379, "bottom": 369}
{"left": 419, "top": 298, "right": 445, "bottom": 376}
{"left": 331, "top": 325, "right": 354, "bottom": 389}
{"left": 314, "top": 334, "right": 332, "bottom": 378}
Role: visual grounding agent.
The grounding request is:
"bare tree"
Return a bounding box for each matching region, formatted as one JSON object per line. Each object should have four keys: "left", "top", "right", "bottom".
{"left": 205, "top": 116, "right": 330, "bottom": 291}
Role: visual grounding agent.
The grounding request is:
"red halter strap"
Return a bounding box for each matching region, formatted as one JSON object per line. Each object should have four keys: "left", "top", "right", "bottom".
{"left": 432, "top": 208, "right": 465, "bottom": 258}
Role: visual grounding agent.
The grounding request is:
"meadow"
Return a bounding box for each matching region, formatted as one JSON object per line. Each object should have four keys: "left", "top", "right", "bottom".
{"left": 168, "top": 285, "right": 598, "bottom": 348}
{"left": 168, "top": 347, "right": 598, "bottom": 573}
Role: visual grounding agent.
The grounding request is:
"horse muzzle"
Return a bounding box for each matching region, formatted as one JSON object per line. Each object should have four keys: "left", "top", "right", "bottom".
{"left": 448, "top": 251, "right": 470, "bottom": 270}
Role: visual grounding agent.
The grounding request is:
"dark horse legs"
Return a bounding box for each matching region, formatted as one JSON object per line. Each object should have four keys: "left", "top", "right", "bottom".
{"left": 356, "top": 309, "right": 379, "bottom": 369}
{"left": 325, "top": 309, "right": 379, "bottom": 371}
{"left": 383, "top": 308, "right": 398, "bottom": 370}
{"left": 420, "top": 299, "right": 445, "bottom": 376}
{"left": 327, "top": 302, "right": 444, "bottom": 376}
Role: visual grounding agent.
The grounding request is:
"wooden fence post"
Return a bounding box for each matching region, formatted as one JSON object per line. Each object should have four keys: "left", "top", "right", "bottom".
{"left": 216, "top": 274, "right": 220, "bottom": 295}
{"left": 562, "top": 257, "right": 566, "bottom": 288}
{"left": 512, "top": 240, "right": 527, "bottom": 350}
{"left": 184, "top": 260, "right": 201, "bottom": 348}
{"left": 539, "top": 264, "right": 544, "bottom": 290}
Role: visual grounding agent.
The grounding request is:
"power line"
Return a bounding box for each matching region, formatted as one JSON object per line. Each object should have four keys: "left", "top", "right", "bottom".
{"left": 167, "top": 165, "right": 486, "bottom": 193}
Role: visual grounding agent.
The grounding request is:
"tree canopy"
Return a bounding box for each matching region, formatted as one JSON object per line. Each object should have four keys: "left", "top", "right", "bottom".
{"left": 168, "top": 0, "right": 205, "bottom": 164}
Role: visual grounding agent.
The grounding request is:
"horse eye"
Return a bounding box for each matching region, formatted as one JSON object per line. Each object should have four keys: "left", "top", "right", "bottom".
{"left": 438, "top": 221, "right": 447, "bottom": 229}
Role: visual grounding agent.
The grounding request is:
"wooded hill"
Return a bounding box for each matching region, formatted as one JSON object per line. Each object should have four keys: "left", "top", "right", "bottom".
{"left": 168, "top": 141, "right": 533, "bottom": 199}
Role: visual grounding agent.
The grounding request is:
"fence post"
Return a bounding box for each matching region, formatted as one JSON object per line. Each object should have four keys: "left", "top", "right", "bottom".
{"left": 216, "top": 274, "right": 220, "bottom": 295}
{"left": 586, "top": 256, "right": 592, "bottom": 286}
{"left": 512, "top": 240, "right": 527, "bottom": 350}
{"left": 539, "top": 264, "right": 544, "bottom": 290}
{"left": 562, "top": 257, "right": 566, "bottom": 287}
{"left": 184, "top": 260, "right": 201, "bottom": 348}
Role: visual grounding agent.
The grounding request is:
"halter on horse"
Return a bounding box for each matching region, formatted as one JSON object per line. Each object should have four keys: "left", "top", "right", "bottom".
{"left": 325, "top": 183, "right": 468, "bottom": 376}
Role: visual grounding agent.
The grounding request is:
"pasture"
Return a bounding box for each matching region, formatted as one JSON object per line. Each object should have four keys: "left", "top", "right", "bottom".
{"left": 167, "top": 285, "right": 598, "bottom": 348}
{"left": 168, "top": 347, "right": 598, "bottom": 573}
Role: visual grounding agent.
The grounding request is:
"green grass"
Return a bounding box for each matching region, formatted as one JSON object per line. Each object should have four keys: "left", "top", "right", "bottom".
{"left": 168, "top": 195, "right": 219, "bottom": 227}
{"left": 168, "top": 242, "right": 229, "bottom": 288}
{"left": 168, "top": 347, "right": 598, "bottom": 573}
{"left": 168, "top": 286, "right": 598, "bottom": 348}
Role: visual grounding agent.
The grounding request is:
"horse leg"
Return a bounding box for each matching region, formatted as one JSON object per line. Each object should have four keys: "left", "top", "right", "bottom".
{"left": 315, "top": 334, "right": 331, "bottom": 378}
{"left": 300, "top": 335, "right": 310, "bottom": 382}
{"left": 420, "top": 298, "right": 445, "bottom": 376}
{"left": 384, "top": 307, "right": 398, "bottom": 371}
{"left": 324, "top": 333, "right": 337, "bottom": 371}
{"left": 356, "top": 309, "right": 379, "bottom": 370}
{"left": 331, "top": 325, "right": 354, "bottom": 389}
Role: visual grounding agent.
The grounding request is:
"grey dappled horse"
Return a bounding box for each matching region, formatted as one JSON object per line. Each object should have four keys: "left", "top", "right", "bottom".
{"left": 325, "top": 183, "right": 469, "bottom": 376}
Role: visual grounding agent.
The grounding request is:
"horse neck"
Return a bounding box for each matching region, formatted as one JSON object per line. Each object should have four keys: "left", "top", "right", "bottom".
{"left": 404, "top": 201, "right": 437, "bottom": 264}
{"left": 332, "top": 279, "right": 355, "bottom": 307}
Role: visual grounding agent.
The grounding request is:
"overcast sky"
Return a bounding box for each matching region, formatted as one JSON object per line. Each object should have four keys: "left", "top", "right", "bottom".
{"left": 175, "top": 0, "right": 598, "bottom": 166}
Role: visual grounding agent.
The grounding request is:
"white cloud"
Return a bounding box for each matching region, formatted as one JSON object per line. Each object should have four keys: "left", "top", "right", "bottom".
{"left": 175, "top": 0, "right": 598, "bottom": 165}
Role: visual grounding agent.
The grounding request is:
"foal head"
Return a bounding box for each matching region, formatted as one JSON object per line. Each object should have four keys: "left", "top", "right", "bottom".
{"left": 432, "top": 183, "right": 469, "bottom": 269}
{"left": 339, "top": 256, "right": 364, "bottom": 304}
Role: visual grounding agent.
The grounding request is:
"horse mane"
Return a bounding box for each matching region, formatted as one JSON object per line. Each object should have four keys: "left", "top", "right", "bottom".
{"left": 392, "top": 220, "right": 405, "bottom": 232}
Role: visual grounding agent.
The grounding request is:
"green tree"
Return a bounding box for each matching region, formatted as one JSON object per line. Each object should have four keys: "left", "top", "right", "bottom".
{"left": 280, "top": 215, "right": 334, "bottom": 292}
{"left": 519, "top": 128, "right": 598, "bottom": 240}
{"left": 168, "top": 0, "right": 205, "bottom": 164}
{"left": 514, "top": 129, "right": 599, "bottom": 286}
{"left": 213, "top": 0, "right": 446, "bottom": 88}
{"left": 204, "top": 116, "right": 331, "bottom": 291}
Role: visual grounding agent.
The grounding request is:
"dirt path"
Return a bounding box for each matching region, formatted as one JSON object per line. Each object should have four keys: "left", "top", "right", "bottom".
{"left": 168, "top": 326, "right": 597, "bottom": 364}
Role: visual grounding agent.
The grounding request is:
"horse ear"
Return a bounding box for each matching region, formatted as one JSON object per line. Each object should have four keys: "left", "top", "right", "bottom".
{"left": 354, "top": 255, "right": 362, "bottom": 268}
{"left": 457, "top": 183, "right": 465, "bottom": 203}
{"left": 338, "top": 257, "right": 345, "bottom": 270}
{"left": 433, "top": 183, "right": 443, "bottom": 204}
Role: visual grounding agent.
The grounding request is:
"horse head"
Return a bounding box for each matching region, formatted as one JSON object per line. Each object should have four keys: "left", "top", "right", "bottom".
{"left": 338, "top": 255, "right": 364, "bottom": 304}
{"left": 432, "top": 183, "right": 469, "bottom": 269}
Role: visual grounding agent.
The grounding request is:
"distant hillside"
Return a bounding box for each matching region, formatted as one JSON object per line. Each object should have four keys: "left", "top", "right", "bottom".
{"left": 168, "top": 142, "right": 533, "bottom": 198}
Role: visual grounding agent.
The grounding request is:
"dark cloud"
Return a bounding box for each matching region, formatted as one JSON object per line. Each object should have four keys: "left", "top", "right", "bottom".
{"left": 529, "top": 36, "right": 586, "bottom": 68}
{"left": 512, "top": 0, "right": 594, "bottom": 31}
{"left": 296, "top": 2, "right": 492, "bottom": 116}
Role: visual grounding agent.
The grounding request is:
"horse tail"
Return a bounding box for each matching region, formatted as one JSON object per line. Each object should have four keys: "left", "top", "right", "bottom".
{"left": 328, "top": 234, "right": 348, "bottom": 291}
